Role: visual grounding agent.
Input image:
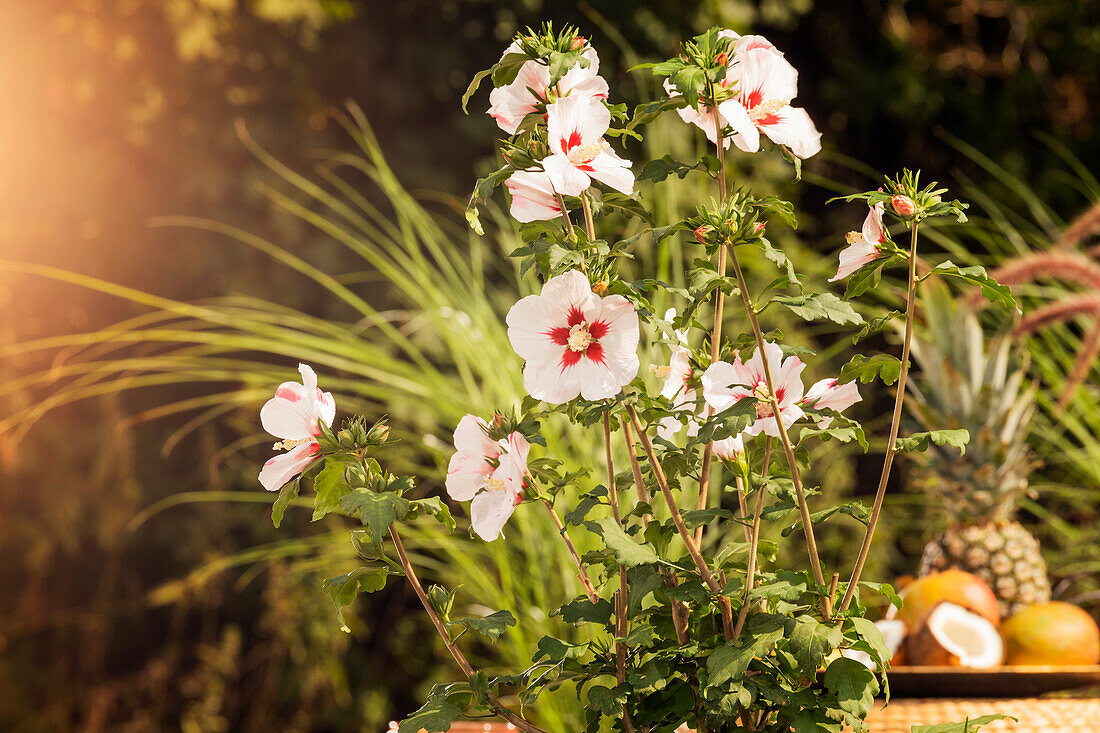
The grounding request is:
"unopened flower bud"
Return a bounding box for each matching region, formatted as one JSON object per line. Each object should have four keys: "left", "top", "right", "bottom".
{"left": 715, "top": 52, "right": 728, "bottom": 67}
{"left": 754, "top": 222, "right": 766, "bottom": 234}
{"left": 570, "top": 36, "right": 586, "bottom": 51}
{"left": 491, "top": 413, "right": 506, "bottom": 430}
{"left": 694, "top": 224, "right": 714, "bottom": 244}
{"left": 891, "top": 195, "right": 916, "bottom": 217}
{"left": 592, "top": 280, "right": 608, "bottom": 296}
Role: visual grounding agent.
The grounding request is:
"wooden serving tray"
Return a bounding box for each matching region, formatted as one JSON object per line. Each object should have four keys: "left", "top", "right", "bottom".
{"left": 886, "top": 665, "right": 1100, "bottom": 697}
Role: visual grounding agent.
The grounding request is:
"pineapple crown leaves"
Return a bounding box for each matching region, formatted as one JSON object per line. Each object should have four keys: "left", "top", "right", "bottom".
{"left": 905, "top": 281, "right": 1040, "bottom": 520}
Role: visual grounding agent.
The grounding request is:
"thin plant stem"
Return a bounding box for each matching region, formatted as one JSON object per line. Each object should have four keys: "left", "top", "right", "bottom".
{"left": 622, "top": 420, "right": 688, "bottom": 644}
{"left": 695, "top": 100, "right": 731, "bottom": 546}
{"left": 580, "top": 193, "right": 597, "bottom": 242}
{"left": 388, "top": 525, "right": 548, "bottom": 733}
{"left": 604, "top": 411, "right": 635, "bottom": 733}
{"left": 556, "top": 193, "right": 575, "bottom": 239}
{"left": 725, "top": 243, "right": 828, "bottom": 610}
{"left": 626, "top": 406, "right": 734, "bottom": 640}
{"left": 838, "top": 222, "right": 921, "bottom": 614}
{"left": 542, "top": 498, "right": 600, "bottom": 603}
{"left": 733, "top": 438, "right": 772, "bottom": 637}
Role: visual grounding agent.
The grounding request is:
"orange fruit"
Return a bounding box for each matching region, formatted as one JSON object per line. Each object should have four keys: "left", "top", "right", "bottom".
{"left": 1002, "top": 601, "right": 1100, "bottom": 666}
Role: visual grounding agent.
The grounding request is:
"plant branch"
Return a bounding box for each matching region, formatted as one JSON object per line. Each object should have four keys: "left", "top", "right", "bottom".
{"left": 388, "top": 525, "right": 548, "bottom": 733}
{"left": 838, "top": 222, "right": 921, "bottom": 614}
{"left": 604, "top": 411, "right": 635, "bottom": 733}
{"left": 626, "top": 405, "right": 734, "bottom": 640}
{"left": 695, "top": 100, "right": 730, "bottom": 546}
{"left": 542, "top": 497, "right": 600, "bottom": 604}
{"left": 733, "top": 438, "right": 771, "bottom": 637}
{"left": 726, "top": 243, "right": 828, "bottom": 607}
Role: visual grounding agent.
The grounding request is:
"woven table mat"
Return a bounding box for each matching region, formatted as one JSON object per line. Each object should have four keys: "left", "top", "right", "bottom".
{"left": 865, "top": 697, "right": 1100, "bottom": 732}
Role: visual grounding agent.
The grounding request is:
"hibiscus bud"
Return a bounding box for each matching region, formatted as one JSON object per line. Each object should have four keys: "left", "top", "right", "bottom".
{"left": 570, "top": 36, "right": 586, "bottom": 51}
{"left": 592, "top": 280, "right": 609, "bottom": 296}
{"left": 754, "top": 222, "right": 766, "bottom": 234}
{"left": 694, "top": 224, "right": 714, "bottom": 243}
{"left": 891, "top": 195, "right": 916, "bottom": 216}
{"left": 715, "top": 52, "right": 728, "bottom": 67}
{"left": 366, "top": 423, "right": 390, "bottom": 445}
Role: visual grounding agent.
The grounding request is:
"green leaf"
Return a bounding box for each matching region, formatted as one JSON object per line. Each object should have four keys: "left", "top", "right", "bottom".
{"left": 321, "top": 566, "right": 388, "bottom": 632}
{"left": 709, "top": 614, "right": 786, "bottom": 688}
{"left": 840, "top": 354, "right": 903, "bottom": 386}
{"left": 554, "top": 597, "right": 614, "bottom": 625}
{"left": 452, "top": 609, "right": 516, "bottom": 641}
{"left": 769, "top": 293, "right": 865, "bottom": 326}
{"left": 460, "top": 67, "right": 493, "bottom": 113}
{"left": 895, "top": 429, "right": 970, "bottom": 455}
{"left": 586, "top": 684, "right": 625, "bottom": 715}
{"left": 786, "top": 616, "right": 843, "bottom": 673}
{"left": 910, "top": 715, "right": 1015, "bottom": 733}
{"left": 312, "top": 458, "right": 352, "bottom": 522}
{"left": 490, "top": 52, "right": 529, "bottom": 86}
{"left": 271, "top": 477, "right": 300, "bottom": 529}
{"left": 397, "top": 698, "right": 464, "bottom": 733}
{"left": 924, "top": 261, "right": 1019, "bottom": 312}
{"left": 847, "top": 617, "right": 892, "bottom": 670}
{"left": 339, "top": 488, "right": 411, "bottom": 544}
{"left": 639, "top": 155, "right": 706, "bottom": 183}
{"left": 791, "top": 710, "right": 843, "bottom": 733}
{"left": 853, "top": 310, "right": 903, "bottom": 345}
{"left": 411, "top": 496, "right": 456, "bottom": 533}
{"left": 823, "top": 657, "right": 878, "bottom": 718}
{"left": 534, "top": 635, "right": 586, "bottom": 662}
{"left": 588, "top": 517, "right": 660, "bottom": 567}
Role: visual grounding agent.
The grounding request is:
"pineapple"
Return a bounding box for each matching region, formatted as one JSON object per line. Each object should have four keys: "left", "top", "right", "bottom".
{"left": 905, "top": 282, "right": 1050, "bottom": 618}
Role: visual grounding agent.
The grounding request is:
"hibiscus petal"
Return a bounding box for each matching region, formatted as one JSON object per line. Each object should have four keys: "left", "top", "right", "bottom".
{"left": 446, "top": 450, "right": 493, "bottom": 502}
{"left": 260, "top": 390, "right": 324, "bottom": 441}
{"left": 506, "top": 169, "right": 562, "bottom": 223}
{"left": 546, "top": 93, "right": 610, "bottom": 155}
{"left": 718, "top": 99, "right": 760, "bottom": 153}
{"left": 586, "top": 151, "right": 635, "bottom": 194}
{"left": 830, "top": 240, "right": 879, "bottom": 282}
{"left": 776, "top": 354, "right": 807, "bottom": 404}
{"left": 470, "top": 489, "right": 519, "bottom": 541}
{"left": 739, "top": 47, "right": 798, "bottom": 107}
{"left": 542, "top": 153, "right": 591, "bottom": 197}
{"left": 258, "top": 442, "right": 319, "bottom": 492}
{"left": 523, "top": 355, "right": 585, "bottom": 404}
{"left": 862, "top": 202, "right": 887, "bottom": 245}
{"left": 759, "top": 106, "right": 822, "bottom": 160}
{"left": 702, "top": 361, "right": 745, "bottom": 412}
{"left": 452, "top": 414, "right": 497, "bottom": 456}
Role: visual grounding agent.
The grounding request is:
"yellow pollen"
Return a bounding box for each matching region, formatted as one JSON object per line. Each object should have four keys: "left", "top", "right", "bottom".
{"left": 845, "top": 230, "right": 863, "bottom": 244}
{"left": 749, "top": 98, "right": 788, "bottom": 122}
{"left": 567, "top": 140, "right": 605, "bottom": 165}
{"left": 752, "top": 382, "right": 776, "bottom": 419}
{"left": 484, "top": 477, "right": 508, "bottom": 492}
{"left": 650, "top": 364, "right": 672, "bottom": 379}
{"left": 567, "top": 323, "right": 593, "bottom": 352}
{"left": 273, "top": 438, "right": 310, "bottom": 451}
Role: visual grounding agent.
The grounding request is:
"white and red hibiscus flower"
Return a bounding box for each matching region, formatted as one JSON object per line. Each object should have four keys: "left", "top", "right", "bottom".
{"left": 258, "top": 363, "right": 336, "bottom": 492}
{"left": 801, "top": 378, "right": 862, "bottom": 427}
{"left": 504, "top": 169, "right": 561, "bottom": 223}
{"left": 541, "top": 94, "right": 635, "bottom": 196}
{"left": 663, "top": 31, "right": 775, "bottom": 149}
{"left": 711, "top": 432, "right": 746, "bottom": 463}
{"left": 702, "top": 341, "right": 807, "bottom": 437}
{"left": 507, "top": 269, "right": 640, "bottom": 404}
{"left": 488, "top": 43, "right": 609, "bottom": 135}
{"left": 831, "top": 202, "right": 886, "bottom": 281}
{"left": 663, "top": 31, "right": 820, "bottom": 159}
{"left": 652, "top": 310, "right": 698, "bottom": 440}
{"left": 445, "top": 415, "right": 531, "bottom": 541}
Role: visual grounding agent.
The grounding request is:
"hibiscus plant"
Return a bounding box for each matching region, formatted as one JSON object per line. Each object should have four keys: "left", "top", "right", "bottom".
{"left": 256, "top": 24, "right": 1017, "bottom": 733}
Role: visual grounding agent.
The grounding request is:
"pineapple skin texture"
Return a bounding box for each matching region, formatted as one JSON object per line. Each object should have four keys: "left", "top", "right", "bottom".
{"left": 919, "top": 520, "right": 1051, "bottom": 619}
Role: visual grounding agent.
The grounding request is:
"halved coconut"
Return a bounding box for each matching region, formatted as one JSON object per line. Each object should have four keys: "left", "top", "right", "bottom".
{"left": 842, "top": 618, "right": 908, "bottom": 670}
{"left": 905, "top": 601, "right": 1003, "bottom": 668}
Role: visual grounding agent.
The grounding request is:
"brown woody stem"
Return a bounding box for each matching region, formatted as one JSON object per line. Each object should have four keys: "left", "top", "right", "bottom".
{"left": 542, "top": 498, "right": 599, "bottom": 604}
{"left": 388, "top": 525, "right": 548, "bottom": 733}
{"left": 733, "top": 438, "right": 772, "bottom": 637}
{"left": 626, "top": 405, "right": 735, "bottom": 640}
{"left": 726, "top": 243, "right": 829, "bottom": 609}
{"left": 838, "top": 222, "right": 921, "bottom": 614}
{"left": 604, "top": 411, "right": 635, "bottom": 733}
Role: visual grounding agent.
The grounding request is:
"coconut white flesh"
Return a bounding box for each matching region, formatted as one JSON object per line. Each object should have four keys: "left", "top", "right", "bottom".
{"left": 926, "top": 602, "right": 1003, "bottom": 668}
